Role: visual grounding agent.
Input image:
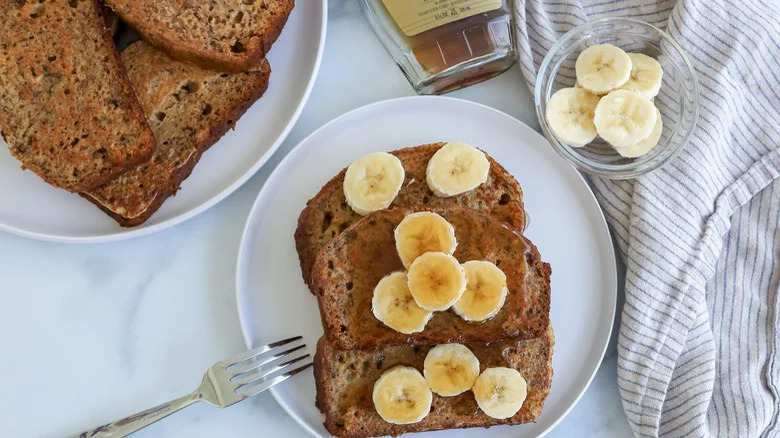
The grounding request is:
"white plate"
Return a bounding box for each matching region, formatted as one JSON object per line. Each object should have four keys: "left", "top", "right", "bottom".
{"left": 0, "top": 2, "right": 326, "bottom": 243}
{"left": 236, "top": 96, "right": 617, "bottom": 438}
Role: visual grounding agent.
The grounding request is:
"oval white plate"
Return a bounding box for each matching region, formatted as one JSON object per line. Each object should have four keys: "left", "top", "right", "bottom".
{"left": 0, "top": 2, "right": 326, "bottom": 243}
{"left": 236, "top": 96, "right": 617, "bottom": 438}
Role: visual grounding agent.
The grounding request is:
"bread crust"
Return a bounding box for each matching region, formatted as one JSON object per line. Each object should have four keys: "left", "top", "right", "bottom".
{"left": 311, "top": 207, "right": 550, "bottom": 349}
{"left": 295, "top": 143, "right": 526, "bottom": 292}
{"left": 315, "top": 327, "right": 555, "bottom": 438}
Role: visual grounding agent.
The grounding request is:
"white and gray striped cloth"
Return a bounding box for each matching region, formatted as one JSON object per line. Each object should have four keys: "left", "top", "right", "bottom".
{"left": 515, "top": 0, "right": 780, "bottom": 436}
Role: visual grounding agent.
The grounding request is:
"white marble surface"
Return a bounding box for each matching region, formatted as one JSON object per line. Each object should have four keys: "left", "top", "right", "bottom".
{"left": 0, "top": 2, "right": 632, "bottom": 437}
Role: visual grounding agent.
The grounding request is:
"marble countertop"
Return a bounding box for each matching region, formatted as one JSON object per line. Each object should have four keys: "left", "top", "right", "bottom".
{"left": 0, "top": 2, "right": 632, "bottom": 437}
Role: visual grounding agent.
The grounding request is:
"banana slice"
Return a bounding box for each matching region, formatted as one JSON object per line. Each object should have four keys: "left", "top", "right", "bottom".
{"left": 373, "top": 366, "right": 433, "bottom": 424}
{"left": 545, "top": 87, "right": 601, "bottom": 147}
{"left": 620, "top": 53, "right": 663, "bottom": 99}
{"left": 614, "top": 106, "right": 663, "bottom": 158}
{"left": 423, "top": 343, "right": 480, "bottom": 396}
{"left": 575, "top": 44, "right": 632, "bottom": 95}
{"left": 472, "top": 367, "right": 528, "bottom": 419}
{"left": 452, "top": 261, "right": 508, "bottom": 322}
{"left": 426, "top": 142, "right": 490, "bottom": 197}
{"left": 343, "top": 152, "right": 405, "bottom": 216}
{"left": 407, "top": 252, "right": 467, "bottom": 311}
{"left": 594, "top": 89, "right": 657, "bottom": 148}
{"left": 372, "top": 272, "right": 433, "bottom": 334}
{"left": 395, "top": 212, "right": 457, "bottom": 268}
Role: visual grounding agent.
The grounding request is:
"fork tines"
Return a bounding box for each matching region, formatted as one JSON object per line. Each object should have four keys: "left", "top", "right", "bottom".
{"left": 224, "top": 336, "right": 313, "bottom": 397}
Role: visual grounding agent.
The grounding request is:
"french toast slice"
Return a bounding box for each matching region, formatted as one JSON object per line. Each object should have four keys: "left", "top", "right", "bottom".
{"left": 296, "top": 143, "right": 526, "bottom": 291}
{"left": 314, "top": 326, "right": 555, "bottom": 438}
{"left": 82, "top": 41, "right": 271, "bottom": 226}
{"left": 311, "top": 207, "right": 550, "bottom": 350}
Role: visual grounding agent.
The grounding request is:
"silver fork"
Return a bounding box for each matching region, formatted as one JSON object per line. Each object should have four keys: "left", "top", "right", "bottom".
{"left": 67, "top": 336, "right": 312, "bottom": 438}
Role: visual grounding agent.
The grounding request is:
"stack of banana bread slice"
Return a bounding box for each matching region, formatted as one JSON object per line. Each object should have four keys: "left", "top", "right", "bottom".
{"left": 0, "top": 0, "right": 294, "bottom": 226}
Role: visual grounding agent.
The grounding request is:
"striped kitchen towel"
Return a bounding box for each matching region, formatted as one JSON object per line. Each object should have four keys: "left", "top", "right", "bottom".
{"left": 514, "top": 1, "right": 780, "bottom": 437}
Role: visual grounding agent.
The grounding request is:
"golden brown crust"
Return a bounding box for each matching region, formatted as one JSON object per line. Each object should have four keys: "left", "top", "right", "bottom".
{"left": 311, "top": 207, "right": 550, "bottom": 350}
{"left": 104, "top": 0, "right": 294, "bottom": 72}
{"left": 81, "top": 41, "right": 271, "bottom": 226}
{"left": 295, "top": 143, "right": 526, "bottom": 292}
{"left": 0, "top": 0, "right": 154, "bottom": 192}
{"left": 315, "top": 327, "right": 555, "bottom": 438}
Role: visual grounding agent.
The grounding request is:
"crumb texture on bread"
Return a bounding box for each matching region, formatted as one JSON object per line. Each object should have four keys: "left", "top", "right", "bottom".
{"left": 103, "top": 0, "right": 294, "bottom": 72}
{"left": 312, "top": 207, "right": 550, "bottom": 349}
{"left": 0, "top": 0, "right": 154, "bottom": 192}
{"left": 314, "top": 326, "right": 555, "bottom": 438}
{"left": 295, "top": 143, "right": 526, "bottom": 291}
{"left": 82, "top": 41, "right": 270, "bottom": 226}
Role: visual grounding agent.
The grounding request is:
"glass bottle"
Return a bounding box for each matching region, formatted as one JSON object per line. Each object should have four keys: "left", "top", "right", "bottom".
{"left": 360, "top": 0, "right": 516, "bottom": 94}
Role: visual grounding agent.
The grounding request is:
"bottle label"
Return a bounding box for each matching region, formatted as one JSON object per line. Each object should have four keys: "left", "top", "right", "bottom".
{"left": 382, "top": 0, "right": 502, "bottom": 36}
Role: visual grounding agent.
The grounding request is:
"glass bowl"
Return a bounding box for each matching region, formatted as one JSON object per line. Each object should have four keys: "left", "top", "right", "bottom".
{"left": 534, "top": 17, "right": 699, "bottom": 179}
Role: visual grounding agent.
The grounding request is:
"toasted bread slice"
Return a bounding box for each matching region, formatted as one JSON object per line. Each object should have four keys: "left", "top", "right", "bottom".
{"left": 0, "top": 0, "right": 154, "bottom": 192}
{"left": 296, "top": 143, "right": 526, "bottom": 291}
{"left": 82, "top": 41, "right": 270, "bottom": 226}
{"left": 315, "top": 326, "right": 555, "bottom": 438}
{"left": 103, "top": 0, "right": 294, "bottom": 72}
{"left": 311, "top": 207, "right": 550, "bottom": 350}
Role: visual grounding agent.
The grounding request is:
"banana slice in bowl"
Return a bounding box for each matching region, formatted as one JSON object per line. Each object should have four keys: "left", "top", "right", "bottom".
{"left": 373, "top": 366, "right": 433, "bottom": 424}
{"left": 394, "top": 212, "right": 457, "bottom": 268}
{"left": 594, "top": 89, "right": 657, "bottom": 148}
{"left": 575, "top": 44, "right": 632, "bottom": 95}
{"left": 545, "top": 87, "right": 601, "bottom": 147}
{"left": 473, "top": 367, "right": 528, "bottom": 419}
{"left": 614, "top": 106, "right": 663, "bottom": 158}
{"left": 423, "top": 343, "right": 480, "bottom": 396}
{"left": 621, "top": 53, "right": 663, "bottom": 99}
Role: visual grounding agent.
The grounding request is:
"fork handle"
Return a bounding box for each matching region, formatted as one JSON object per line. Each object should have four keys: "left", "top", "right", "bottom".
{"left": 66, "top": 391, "right": 200, "bottom": 438}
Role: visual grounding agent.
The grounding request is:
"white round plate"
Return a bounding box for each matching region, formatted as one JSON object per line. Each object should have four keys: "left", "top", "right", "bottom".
{"left": 236, "top": 96, "right": 617, "bottom": 438}
{"left": 0, "top": 2, "right": 326, "bottom": 243}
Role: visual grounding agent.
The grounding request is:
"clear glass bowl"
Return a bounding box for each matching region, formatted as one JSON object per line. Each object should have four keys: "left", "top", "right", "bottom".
{"left": 534, "top": 18, "right": 699, "bottom": 179}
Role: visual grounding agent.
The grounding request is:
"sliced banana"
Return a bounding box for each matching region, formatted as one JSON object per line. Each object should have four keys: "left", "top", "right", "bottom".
{"left": 343, "top": 152, "right": 405, "bottom": 216}
{"left": 372, "top": 272, "right": 433, "bottom": 334}
{"left": 472, "top": 367, "right": 528, "bottom": 419}
{"left": 614, "top": 106, "right": 663, "bottom": 158}
{"left": 423, "top": 344, "right": 480, "bottom": 396}
{"left": 452, "top": 261, "right": 508, "bottom": 322}
{"left": 372, "top": 366, "right": 433, "bottom": 425}
{"left": 620, "top": 53, "right": 663, "bottom": 99}
{"left": 426, "top": 142, "right": 490, "bottom": 197}
{"left": 593, "top": 89, "right": 657, "bottom": 148}
{"left": 575, "top": 44, "right": 632, "bottom": 95}
{"left": 395, "top": 212, "right": 457, "bottom": 268}
{"left": 407, "top": 252, "right": 467, "bottom": 311}
{"left": 545, "top": 87, "right": 601, "bottom": 147}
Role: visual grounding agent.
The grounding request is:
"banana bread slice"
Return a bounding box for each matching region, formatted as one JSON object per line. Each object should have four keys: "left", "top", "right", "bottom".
{"left": 103, "top": 0, "right": 294, "bottom": 72}
{"left": 314, "top": 326, "right": 555, "bottom": 438}
{"left": 296, "top": 143, "right": 526, "bottom": 292}
{"left": 82, "top": 41, "right": 270, "bottom": 226}
{"left": 311, "top": 207, "right": 550, "bottom": 350}
{"left": 0, "top": 0, "right": 154, "bottom": 192}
